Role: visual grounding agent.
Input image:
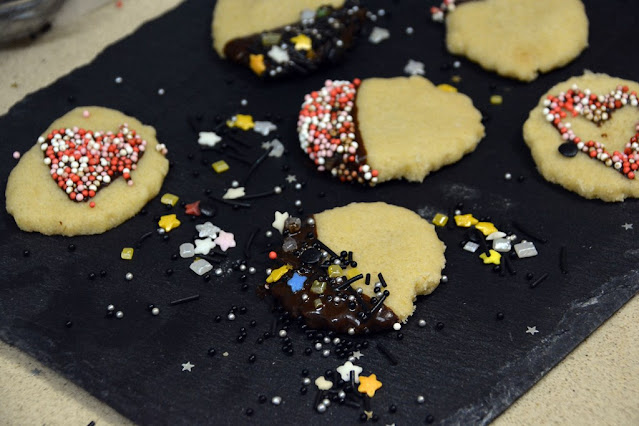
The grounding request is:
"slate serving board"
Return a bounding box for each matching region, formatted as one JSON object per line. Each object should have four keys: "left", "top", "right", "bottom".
{"left": 1, "top": 0, "right": 638, "bottom": 424}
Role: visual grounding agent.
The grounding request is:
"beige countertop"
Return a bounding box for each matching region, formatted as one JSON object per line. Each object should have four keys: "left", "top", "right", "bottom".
{"left": 0, "top": 1, "right": 637, "bottom": 424}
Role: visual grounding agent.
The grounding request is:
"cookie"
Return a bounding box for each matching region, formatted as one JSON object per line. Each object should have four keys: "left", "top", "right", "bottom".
{"left": 298, "top": 76, "right": 484, "bottom": 185}
{"left": 263, "top": 202, "right": 446, "bottom": 334}
{"left": 523, "top": 72, "right": 639, "bottom": 202}
{"left": 212, "top": 0, "right": 366, "bottom": 78}
{"left": 6, "top": 107, "right": 169, "bottom": 235}
{"left": 431, "top": 0, "right": 588, "bottom": 82}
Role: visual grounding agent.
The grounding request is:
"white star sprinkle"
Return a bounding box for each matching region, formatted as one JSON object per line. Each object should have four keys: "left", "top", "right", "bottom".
{"left": 285, "top": 174, "right": 297, "bottom": 183}
{"left": 253, "top": 121, "right": 278, "bottom": 136}
{"left": 369, "top": 26, "right": 390, "bottom": 44}
{"left": 195, "top": 222, "right": 220, "bottom": 239}
{"left": 336, "top": 361, "right": 363, "bottom": 383}
{"left": 267, "top": 45, "right": 290, "bottom": 64}
{"left": 622, "top": 223, "right": 633, "bottom": 230}
{"left": 262, "top": 138, "right": 284, "bottom": 157}
{"left": 223, "top": 187, "right": 246, "bottom": 199}
{"left": 526, "top": 326, "right": 539, "bottom": 335}
{"left": 181, "top": 361, "right": 195, "bottom": 372}
{"left": 272, "top": 211, "right": 289, "bottom": 234}
{"left": 194, "top": 238, "right": 216, "bottom": 255}
{"left": 314, "top": 376, "right": 333, "bottom": 390}
{"left": 352, "top": 350, "right": 363, "bottom": 360}
{"left": 198, "top": 131, "right": 222, "bottom": 147}
{"left": 404, "top": 59, "right": 425, "bottom": 76}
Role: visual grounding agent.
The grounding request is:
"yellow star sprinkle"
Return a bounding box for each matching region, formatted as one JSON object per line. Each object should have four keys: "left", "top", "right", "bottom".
{"left": 249, "top": 54, "right": 266, "bottom": 76}
{"left": 364, "top": 411, "right": 373, "bottom": 420}
{"left": 480, "top": 249, "right": 501, "bottom": 265}
{"left": 475, "top": 222, "right": 498, "bottom": 236}
{"left": 266, "top": 264, "right": 291, "bottom": 284}
{"left": 358, "top": 374, "right": 382, "bottom": 397}
{"left": 437, "top": 83, "right": 458, "bottom": 93}
{"left": 290, "top": 34, "right": 312, "bottom": 51}
{"left": 158, "top": 214, "right": 181, "bottom": 232}
{"left": 454, "top": 214, "right": 478, "bottom": 228}
{"left": 226, "top": 114, "right": 254, "bottom": 131}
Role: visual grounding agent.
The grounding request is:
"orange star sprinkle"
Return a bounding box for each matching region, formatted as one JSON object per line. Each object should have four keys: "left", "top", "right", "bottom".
{"left": 358, "top": 374, "right": 382, "bottom": 397}
{"left": 249, "top": 54, "right": 266, "bottom": 76}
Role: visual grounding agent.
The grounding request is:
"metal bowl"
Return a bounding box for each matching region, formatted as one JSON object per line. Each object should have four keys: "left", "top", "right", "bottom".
{"left": 0, "top": 0, "right": 66, "bottom": 43}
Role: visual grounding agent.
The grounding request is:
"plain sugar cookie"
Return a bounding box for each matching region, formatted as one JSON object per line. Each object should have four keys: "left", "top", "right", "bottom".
{"left": 262, "top": 202, "right": 446, "bottom": 334}
{"left": 523, "top": 72, "right": 639, "bottom": 202}
{"left": 297, "top": 76, "right": 485, "bottom": 185}
{"left": 431, "top": 0, "right": 589, "bottom": 82}
{"left": 212, "top": 0, "right": 366, "bottom": 78}
{"left": 6, "top": 107, "right": 169, "bottom": 235}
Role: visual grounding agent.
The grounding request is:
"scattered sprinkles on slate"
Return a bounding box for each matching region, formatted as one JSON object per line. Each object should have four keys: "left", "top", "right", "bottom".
{"left": 298, "top": 79, "right": 379, "bottom": 186}
{"left": 40, "top": 124, "right": 157, "bottom": 203}
{"left": 545, "top": 85, "right": 639, "bottom": 179}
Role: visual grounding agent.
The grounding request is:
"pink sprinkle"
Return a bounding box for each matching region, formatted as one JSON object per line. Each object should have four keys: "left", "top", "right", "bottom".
{"left": 12, "top": 151, "right": 20, "bottom": 159}
{"left": 82, "top": 110, "right": 90, "bottom": 118}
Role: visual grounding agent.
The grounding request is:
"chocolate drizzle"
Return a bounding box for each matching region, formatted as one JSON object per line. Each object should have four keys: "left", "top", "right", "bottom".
{"left": 261, "top": 216, "right": 398, "bottom": 334}
{"left": 224, "top": 1, "right": 367, "bottom": 78}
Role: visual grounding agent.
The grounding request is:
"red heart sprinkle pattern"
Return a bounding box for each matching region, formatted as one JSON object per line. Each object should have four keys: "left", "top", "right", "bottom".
{"left": 545, "top": 85, "right": 639, "bottom": 179}
{"left": 41, "top": 124, "right": 146, "bottom": 202}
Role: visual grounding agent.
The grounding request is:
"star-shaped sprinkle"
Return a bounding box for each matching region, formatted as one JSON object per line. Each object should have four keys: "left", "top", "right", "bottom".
{"left": 227, "top": 114, "right": 254, "bottom": 131}
{"left": 262, "top": 138, "right": 284, "bottom": 157}
{"left": 194, "top": 238, "right": 216, "bottom": 255}
{"left": 198, "top": 131, "right": 221, "bottom": 147}
{"left": 266, "top": 264, "right": 291, "bottom": 283}
{"left": 254, "top": 121, "right": 277, "bottom": 136}
{"left": 369, "top": 26, "right": 390, "bottom": 44}
{"left": 475, "top": 222, "right": 498, "bottom": 236}
{"left": 437, "top": 83, "right": 458, "bottom": 93}
{"left": 404, "top": 59, "right": 425, "bottom": 76}
{"left": 196, "top": 222, "right": 220, "bottom": 239}
{"left": 358, "top": 374, "right": 382, "bottom": 397}
{"left": 287, "top": 272, "right": 307, "bottom": 292}
{"left": 622, "top": 223, "right": 633, "bottom": 230}
{"left": 352, "top": 350, "right": 363, "bottom": 360}
{"left": 315, "top": 376, "right": 333, "bottom": 390}
{"left": 158, "top": 214, "right": 181, "bottom": 232}
{"left": 272, "top": 211, "right": 289, "bottom": 234}
{"left": 285, "top": 174, "right": 297, "bottom": 183}
{"left": 454, "top": 214, "right": 479, "bottom": 227}
{"left": 185, "top": 200, "right": 201, "bottom": 216}
{"left": 223, "top": 187, "right": 245, "bottom": 199}
{"left": 364, "top": 411, "right": 373, "bottom": 420}
{"left": 214, "top": 231, "right": 236, "bottom": 252}
{"left": 267, "top": 45, "right": 290, "bottom": 64}
{"left": 249, "top": 54, "right": 266, "bottom": 76}
{"left": 336, "top": 361, "right": 363, "bottom": 383}
{"left": 480, "top": 249, "right": 501, "bottom": 265}
{"left": 181, "top": 361, "right": 195, "bottom": 372}
{"left": 526, "top": 326, "right": 539, "bottom": 335}
{"left": 290, "top": 33, "right": 312, "bottom": 51}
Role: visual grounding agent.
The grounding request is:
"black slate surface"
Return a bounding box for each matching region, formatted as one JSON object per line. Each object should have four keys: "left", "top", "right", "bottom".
{"left": 1, "top": 0, "right": 638, "bottom": 424}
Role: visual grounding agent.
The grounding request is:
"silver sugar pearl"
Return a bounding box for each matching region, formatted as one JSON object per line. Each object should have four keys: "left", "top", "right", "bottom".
{"left": 116, "top": 311, "right": 124, "bottom": 319}
{"left": 125, "top": 272, "right": 133, "bottom": 281}
{"left": 248, "top": 267, "right": 256, "bottom": 274}
{"left": 151, "top": 307, "right": 160, "bottom": 316}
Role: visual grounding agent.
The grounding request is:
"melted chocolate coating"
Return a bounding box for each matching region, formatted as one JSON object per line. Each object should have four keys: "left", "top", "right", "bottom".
{"left": 262, "top": 216, "right": 398, "bottom": 334}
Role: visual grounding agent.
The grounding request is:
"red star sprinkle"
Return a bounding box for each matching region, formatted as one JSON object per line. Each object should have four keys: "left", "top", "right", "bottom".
{"left": 185, "top": 200, "right": 201, "bottom": 216}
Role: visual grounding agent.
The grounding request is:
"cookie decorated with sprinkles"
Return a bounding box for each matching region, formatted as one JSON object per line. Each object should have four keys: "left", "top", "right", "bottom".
{"left": 212, "top": 0, "right": 366, "bottom": 78}
{"left": 298, "top": 76, "right": 485, "bottom": 185}
{"left": 523, "top": 72, "right": 639, "bottom": 202}
{"left": 262, "top": 202, "right": 446, "bottom": 334}
{"left": 5, "top": 107, "right": 169, "bottom": 235}
{"left": 431, "top": 0, "right": 588, "bottom": 81}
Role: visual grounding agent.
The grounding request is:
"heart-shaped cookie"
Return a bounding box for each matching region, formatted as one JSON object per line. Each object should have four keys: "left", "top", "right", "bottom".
{"left": 262, "top": 202, "right": 446, "bottom": 334}
{"left": 297, "top": 76, "right": 484, "bottom": 185}
{"left": 42, "top": 124, "right": 146, "bottom": 202}
{"left": 523, "top": 72, "right": 639, "bottom": 202}
{"left": 6, "top": 107, "right": 169, "bottom": 235}
{"left": 432, "top": 0, "right": 588, "bottom": 81}
{"left": 545, "top": 85, "right": 639, "bottom": 179}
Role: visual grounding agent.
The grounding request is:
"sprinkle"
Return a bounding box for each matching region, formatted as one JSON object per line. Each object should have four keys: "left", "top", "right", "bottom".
{"left": 530, "top": 272, "right": 549, "bottom": 289}
{"left": 170, "top": 294, "right": 201, "bottom": 306}
{"left": 266, "top": 265, "right": 291, "bottom": 283}
{"left": 160, "top": 193, "right": 179, "bottom": 206}
{"left": 194, "top": 238, "right": 216, "bottom": 255}
{"left": 336, "top": 361, "right": 363, "bottom": 383}
{"left": 196, "top": 222, "right": 220, "bottom": 239}
{"left": 479, "top": 249, "right": 501, "bottom": 265}
{"left": 463, "top": 241, "right": 479, "bottom": 253}
{"left": 290, "top": 33, "right": 312, "bottom": 51}
{"left": 243, "top": 148, "right": 272, "bottom": 185}
{"left": 198, "top": 131, "right": 222, "bottom": 147}
{"left": 214, "top": 231, "right": 236, "bottom": 252}
{"left": 249, "top": 54, "right": 266, "bottom": 76}
{"left": 120, "top": 247, "right": 134, "bottom": 260}
{"left": 358, "top": 374, "right": 382, "bottom": 397}
{"left": 125, "top": 272, "right": 133, "bottom": 281}
{"left": 158, "top": 214, "right": 181, "bottom": 232}
{"left": 525, "top": 326, "right": 539, "bottom": 335}
{"left": 368, "top": 27, "right": 390, "bottom": 44}
{"left": 315, "top": 376, "right": 333, "bottom": 390}
{"left": 621, "top": 223, "right": 633, "bottom": 231}
{"left": 184, "top": 200, "right": 201, "bottom": 216}
{"left": 432, "top": 213, "right": 449, "bottom": 227}
{"left": 226, "top": 114, "right": 255, "bottom": 131}
{"left": 267, "top": 45, "right": 289, "bottom": 64}
{"left": 490, "top": 95, "right": 503, "bottom": 105}
{"left": 181, "top": 362, "right": 194, "bottom": 372}
{"left": 212, "top": 160, "right": 230, "bottom": 173}
{"left": 190, "top": 259, "right": 213, "bottom": 276}
{"left": 454, "top": 214, "right": 479, "bottom": 227}
{"left": 475, "top": 222, "right": 498, "bottom": 236}
{"left": 12, "top": 151, "right": 20, "bottom": 159}
{"left": 272, "top": 211, "right": 289, "bottom": 234}
{"left": 437, "top": 84, "right": 458, "bottom": 93}
{"left": 179, "top": 243, "right": 195, "bottom": 258}
{"left": 253, "top": 121, "right": 277, "bottom": 136}
{"left": 157, "top": 88, "right": 165, "bottom": 95}
{"left": 82, "top": 110, "right": 90, "bottom": 118}
{"left": 376, "top": 342, "right": 398, "bottom": 366}
{"left": 261, "top": 139, "right": 285, "bottom": 157}
{"left": 404, "top": 59, "right": 425, "bottom": 76}
{"left": 223, "top": 187, "right": 245, "bottom": 199}
{"left": 514, "top": 241, "right": 538, "bottom": 259}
